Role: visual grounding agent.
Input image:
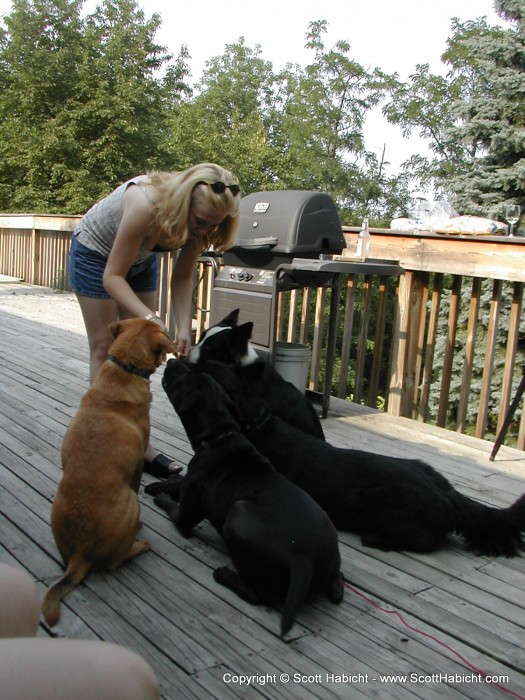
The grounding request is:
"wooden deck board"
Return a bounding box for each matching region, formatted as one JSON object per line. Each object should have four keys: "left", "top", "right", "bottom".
{"left": 1, "top": 284, "right": 525, "bottom": 700}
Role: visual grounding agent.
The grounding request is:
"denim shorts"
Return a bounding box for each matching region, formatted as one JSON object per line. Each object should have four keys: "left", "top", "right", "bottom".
{"left": 69, "top": 235, "right": 159, "bottom": 299}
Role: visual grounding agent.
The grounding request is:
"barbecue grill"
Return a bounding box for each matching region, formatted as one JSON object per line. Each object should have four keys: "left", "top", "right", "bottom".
{"left": 209, "top": 190, "right": 346, "bottom": 351}
{"left": 207, "top": 190, "right": 402, "bottom": 415}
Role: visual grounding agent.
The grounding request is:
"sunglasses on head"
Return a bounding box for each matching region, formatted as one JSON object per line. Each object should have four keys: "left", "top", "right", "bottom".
{"left": 199, "top": 181, "right": 241, "bottom": 196}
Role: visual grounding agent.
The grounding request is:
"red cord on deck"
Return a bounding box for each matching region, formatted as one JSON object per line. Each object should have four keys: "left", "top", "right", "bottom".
{"left": 343, "top": 580, "right": 525, "bottom": 700}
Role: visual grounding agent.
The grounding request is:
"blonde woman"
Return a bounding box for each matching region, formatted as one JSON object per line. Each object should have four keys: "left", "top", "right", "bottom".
{"left": 69, "top": 163, "right": 241, "bottom": 477}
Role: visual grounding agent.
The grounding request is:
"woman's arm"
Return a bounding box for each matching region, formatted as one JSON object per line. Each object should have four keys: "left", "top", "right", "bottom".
{"left": 102, "top": 186, "right": 161, "bottom": 321}
{"left": 170, "top": 239, "right": 201, "bottom": 356}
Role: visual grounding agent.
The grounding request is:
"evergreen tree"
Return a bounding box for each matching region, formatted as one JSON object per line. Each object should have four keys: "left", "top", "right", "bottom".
{"left": 442, "top": 2, "right": 525, "bottom": 218}
{"left": 384, "top": 0, "right": 525, "bottom": 220}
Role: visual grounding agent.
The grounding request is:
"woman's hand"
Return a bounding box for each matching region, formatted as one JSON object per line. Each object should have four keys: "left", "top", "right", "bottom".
{"left": 170, "top": 240, "right": 202, "bottom": 359}
{"left": 175, "top": 327, "right": 192, "bottom": 357}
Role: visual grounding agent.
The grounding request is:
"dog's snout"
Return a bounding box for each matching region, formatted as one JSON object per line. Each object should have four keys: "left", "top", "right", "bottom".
{"left": 162, "top": 357, "right": 192, "bottom": 388}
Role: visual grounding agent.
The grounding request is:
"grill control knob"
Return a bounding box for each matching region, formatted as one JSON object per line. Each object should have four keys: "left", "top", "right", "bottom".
{"left": 244, "top": 272, "right": 253, "bottom": 281}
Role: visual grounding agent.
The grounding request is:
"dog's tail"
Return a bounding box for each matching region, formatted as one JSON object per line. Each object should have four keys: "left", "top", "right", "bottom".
{"left": 281, "top": 556, "right": 313, "bottom": 636}
{"left": 42, "top": 557, "right": 92, "bottom": 627}
{"left": 453, "top": 492, "right": 525, "bottom": 557}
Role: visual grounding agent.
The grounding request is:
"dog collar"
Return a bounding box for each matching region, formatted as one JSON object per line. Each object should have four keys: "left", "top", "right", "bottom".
{"left": 107, "top": 354, "right": 153, "bottom": 379}
{"left": 242, "top": 407, "right": 271, "bottom": 435}
{"left": 197, "top": 430, "right": 237, "bottom": 450}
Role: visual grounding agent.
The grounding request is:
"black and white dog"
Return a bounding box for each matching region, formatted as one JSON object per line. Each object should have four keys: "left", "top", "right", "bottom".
{"left": 192, "top": 362, "right": 525, "bottom": 557}
{"left": 188, "top": 309, "right": 325, "bottom": 440}
{"left": 150, "top": 359, "right": 344, "bottom": 635}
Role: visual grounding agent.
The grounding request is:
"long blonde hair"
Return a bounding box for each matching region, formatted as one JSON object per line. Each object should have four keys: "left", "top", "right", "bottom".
{"left": 147, "top": 163, "right": 241, "bottom": 252}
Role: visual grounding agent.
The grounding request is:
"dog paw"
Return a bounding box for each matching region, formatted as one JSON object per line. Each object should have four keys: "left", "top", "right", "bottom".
{"left": 130, "top": 539, "right": 151, "bottom": 557}
{"left": 213, "top": 566, "right": 236, "bottom": 585}
{"left": 154, "top": 493, "right": 173, "bottom": 511}
{"left": 214, "top": 567, "right": 260, "bottom": 604}
{"left": 145, "top": 474, "right": 183, "bottom": 498}
{"left": 327, "top": 572, "right": 345, "bottom": 604}
{"left": 145, "top": 480, "right": 167, "bottom": 495}
{"left": 361, "top": 534, "right": 396, "bottom": 551}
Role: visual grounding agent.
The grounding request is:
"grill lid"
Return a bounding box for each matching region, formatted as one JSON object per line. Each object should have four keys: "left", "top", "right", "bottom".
{"left": 226, "top": 190, "right": 345, "bottom": 267}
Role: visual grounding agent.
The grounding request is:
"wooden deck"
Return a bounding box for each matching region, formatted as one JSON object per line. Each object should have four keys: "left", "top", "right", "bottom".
{"left": 1, "top": 282, "right": 525, "bottom": 700}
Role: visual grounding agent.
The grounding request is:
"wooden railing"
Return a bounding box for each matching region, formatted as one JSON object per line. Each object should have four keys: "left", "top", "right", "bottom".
{"left": 338, "top": 229, "right": 525, "bottom": 448}
{"left": 1, "top": 215, "right": 524, "bottom": 449}
{"left": 0, "top": 215, "right": 81, "bottom": 289}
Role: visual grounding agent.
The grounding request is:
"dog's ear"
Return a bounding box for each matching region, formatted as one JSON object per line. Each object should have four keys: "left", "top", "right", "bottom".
{"left": 159, "top": 333, "right": 177, "bottom": 354}
{"left": 109, "top": 321, "right": 123, "bottom": 338}
{"left": 154, "top": 333, "right": 177, "bottom": 366}
{"left": 220, "top": 308, "right": 240, "bottom": 327}
{"left": 230, "top": 322, "right": 254, "bottom": 362}
{"left": 235, "top": 322, "right": 253, "bottom": 341}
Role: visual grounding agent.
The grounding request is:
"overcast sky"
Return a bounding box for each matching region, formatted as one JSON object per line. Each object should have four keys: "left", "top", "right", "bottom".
{"left": 0, "top": 0, "right": 505, "bottom": 171}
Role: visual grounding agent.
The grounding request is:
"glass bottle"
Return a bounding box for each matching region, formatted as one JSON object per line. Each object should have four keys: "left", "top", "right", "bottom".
{"left": 356, "top": 217, "right": 371, "bottom": 260}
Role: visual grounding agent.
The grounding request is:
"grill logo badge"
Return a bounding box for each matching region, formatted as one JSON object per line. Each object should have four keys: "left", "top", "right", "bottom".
{"left": 253, "top": 202, "right": 270, "bottom": 213}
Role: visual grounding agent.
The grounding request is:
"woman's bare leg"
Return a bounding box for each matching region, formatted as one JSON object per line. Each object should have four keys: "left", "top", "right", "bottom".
{"left": 75, "top": 294, "right": 119, "bottom": 382}
{"left": 0, "top": 563, "right": 40, "bottom": 638}
{"left": 0, "top": 639, "right": 160, "bottom": 699}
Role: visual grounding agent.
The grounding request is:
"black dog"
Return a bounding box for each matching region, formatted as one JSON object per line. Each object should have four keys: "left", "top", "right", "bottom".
{"left": 151, "top": 359, "right": 343, "bottom": 635}
{"left": 188, "top": 309, "right": 325, "bottom": 440}
{"left": 196, "top": 362, "right": 525, "bottom": 556}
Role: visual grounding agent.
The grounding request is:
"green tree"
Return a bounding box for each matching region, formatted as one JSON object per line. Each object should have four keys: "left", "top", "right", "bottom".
{"left": 0, "top": 0, "right": 186, "bottom": 213}
{"left": 0, "top": 0, "right": 84, "bottom": 211}
{"left": 169, "top": 22, "right": 412, "bottom": 224}
{"left": 167, "top": 38, "right": 279, "bottom": 191}
{"left": 0, "top": 7, "right": 412, "bottom": 220}
{"left": 63, "top": 0, "right": 185, "bottom": 210}
{"left": 382, "top": 64, "right": 465, "bottom": 190}
{"left": 273, "top": 20, "right": 411, "bottom": 224}
{"left": 442, "top": 4, "right": 525, "bottom": 217}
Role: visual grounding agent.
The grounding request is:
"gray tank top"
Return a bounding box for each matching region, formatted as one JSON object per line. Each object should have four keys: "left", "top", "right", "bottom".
{"left": 73, "top": 177, "right": 154, "bottom": 264}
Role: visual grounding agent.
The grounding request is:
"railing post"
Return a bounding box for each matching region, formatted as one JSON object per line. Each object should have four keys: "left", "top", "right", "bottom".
{"left": 496, "top": 281, "right": 523, "bottom": 434}
{"left": 30, "top": 225, "right": 40, "bottom": 285}
{"left": 387, "top": 270, "right": 427, "bottom": 417}
{"left": 419, "top": 273, "right": 443, "bottom": 422}
{"left": 309, "top": 287, "right": 326, "bottom": 392}
{"left": 437, "top": 275, "right": 462, "bottom": 427}
{"left": 387, "top": 271, "right": 414, "bottom": 416}
{"left": 475, "top": 279, "right": 503, "bottom": 438}
{"left": 338, "top": 276, "right": 357, "bottom": 399}
{"left": 404, "top": 271, "right": 428, "bottom": 419}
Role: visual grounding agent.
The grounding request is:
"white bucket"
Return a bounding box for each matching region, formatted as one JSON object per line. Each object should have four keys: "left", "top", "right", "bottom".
{"left": 274, "top": 342, "right": 310, "bottom": 394}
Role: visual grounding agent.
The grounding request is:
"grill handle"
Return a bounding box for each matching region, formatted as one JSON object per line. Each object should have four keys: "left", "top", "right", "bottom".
{"left": 232, "top": 237, "right": 278, "bottom": 249}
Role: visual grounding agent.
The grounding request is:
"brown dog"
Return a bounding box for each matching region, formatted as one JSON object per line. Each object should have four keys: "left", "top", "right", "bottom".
{"left": 42, "top": 318, "right": 176, "bottom": 627}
